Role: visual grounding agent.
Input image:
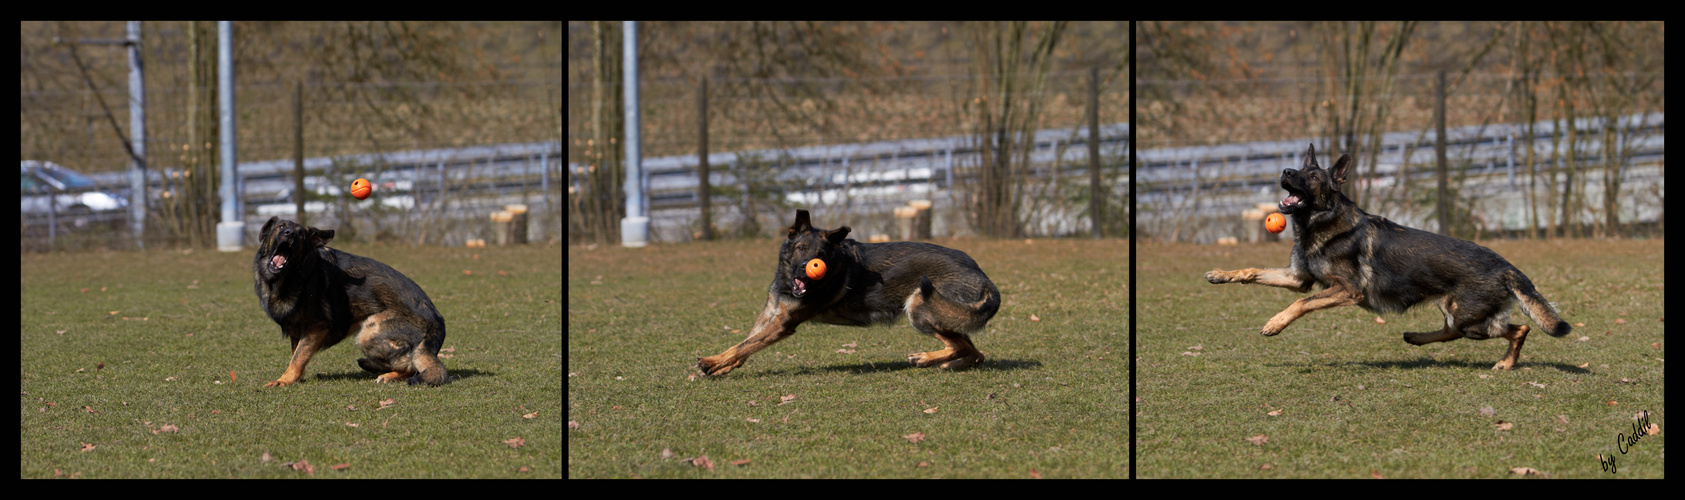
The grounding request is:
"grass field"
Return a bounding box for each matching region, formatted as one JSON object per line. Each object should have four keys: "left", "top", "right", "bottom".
{"left": 1135, "top": 239, "right": 1664, "bottom": 478}
{"left": 567, "top": 237, "right": 1128, "bottom": 478}
{"left": 21, "top": 242, "right": 563, "bottom": 478}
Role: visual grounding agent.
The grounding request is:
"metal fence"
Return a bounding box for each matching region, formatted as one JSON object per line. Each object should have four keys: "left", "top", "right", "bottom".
{"left": 567, "top": 70, "right": 1131, "bottom": 242}
{"left": 1136, "top": 71, "right": 1665, "bottom": 243}
{"left": 21, "top": 79, "right": 563, "bottom": 251}
{"left": 614, "top": 122, "right": 1129, "bottom": 242}
{"left": 1136, "top": 113, "right": 1665, "bottom": 244}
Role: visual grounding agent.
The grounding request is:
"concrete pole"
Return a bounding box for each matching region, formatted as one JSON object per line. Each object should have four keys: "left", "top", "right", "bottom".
{"left": 126, "top": 21, "right": 147, "bottom": 249}
{"left": 620, "top": 21, "right": 650, "bottom": 247}
{"left": 215, "top": 21, "right": 245, "bottom": 251}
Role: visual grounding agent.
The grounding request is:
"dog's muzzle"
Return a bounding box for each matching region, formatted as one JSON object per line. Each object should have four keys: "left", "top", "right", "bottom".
{"left": 264, "top": 240, "right": 293, "bottom": 274}
{"left": 1278, "top": 170, "right": 1307, "bottom": 214}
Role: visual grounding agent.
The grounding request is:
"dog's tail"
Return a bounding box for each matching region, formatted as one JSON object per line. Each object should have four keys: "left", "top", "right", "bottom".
{"left": 407, "top": 350, "right": 450, "bottom": 386}
{"left": 1508, "top": 270, "right": 1571, "bottom": 338}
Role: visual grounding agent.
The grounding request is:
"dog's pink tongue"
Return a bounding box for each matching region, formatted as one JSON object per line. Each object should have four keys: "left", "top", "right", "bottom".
{"left": 271, "top": 255, "right": 287, "bottom": 269}
{"left": 1282, "top": 194, "right": 1300, "bottom": 206}
{"left": 792, "top": 278, "right": 805, "bottom": 295}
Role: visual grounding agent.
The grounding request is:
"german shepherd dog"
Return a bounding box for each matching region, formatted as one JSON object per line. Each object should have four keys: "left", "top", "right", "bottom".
{"left": 696, "top": 209, "right": 1000, "bottom": 376}
{"left": 254, "top": 217, "right": 449, "bottom": 386}
{"left": 1204, "top": 144, "right": 1570, "bottom": 370}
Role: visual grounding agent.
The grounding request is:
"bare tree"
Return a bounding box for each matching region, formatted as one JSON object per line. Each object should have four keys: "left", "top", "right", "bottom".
{"left": 961, "top": 21, "right": 1067, "bottom": 238}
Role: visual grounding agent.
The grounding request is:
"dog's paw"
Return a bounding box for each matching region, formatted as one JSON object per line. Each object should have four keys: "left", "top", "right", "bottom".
{"left": 1401, "top": 332, "right": 1427, "bottom": 345}
{"left": 937, "top": 352, "right": 984, "bottom": 371}
{"left": 695, "top": 356, "right": 739, "bottom": 377}
{"left": 1203, "top": 269, "right": 1230, "bottom": 284}
{"left": 907, "top": 350, "right": 950, "bottom": 368}
{"left": 909, "top": 349, "right": 984, "bottom": 370}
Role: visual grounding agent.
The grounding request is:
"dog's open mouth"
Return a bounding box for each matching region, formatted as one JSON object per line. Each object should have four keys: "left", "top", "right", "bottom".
{"left": 266, "top": 241, "right": 293, "bottom": 273}
{"left": 791, "top": 277, "right": 807, "bottom": 298}
{"left": 1279, "top": 175, "right": 1307, "bottom": 214}
{"left": 1279, "top": 192, "right": 1304, "bottom": 213}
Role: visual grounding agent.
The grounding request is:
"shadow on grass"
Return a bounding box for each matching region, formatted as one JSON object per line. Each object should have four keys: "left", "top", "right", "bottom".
{"left": 714, "top": 358, "right": 1043, "bottom": 378}
{"left": 1269, "top": 356, "right": 1593, "bottom": 374}
{"left": 301, "top": 368, "right": 491, "bottom": 384}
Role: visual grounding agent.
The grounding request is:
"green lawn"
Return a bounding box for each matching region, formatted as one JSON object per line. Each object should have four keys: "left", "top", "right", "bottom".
{"left": 1135, "top": 239, "right": 1664, "bottom": 478}
{"left": 568, "top": 237, "right": 1128, "bottom": 478}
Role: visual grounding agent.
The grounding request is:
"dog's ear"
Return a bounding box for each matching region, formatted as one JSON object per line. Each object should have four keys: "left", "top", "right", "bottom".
{"left": 826, "top": 225, "right": 851, "bottom": 245}
{"left": 1302, "top": 143, "right": 1319, "bottom": 169}
{"left": 789, "top": 209, "right": 812, "bottom": 239}
{"left": 311, "top": 228, "right": 335, "bottom": 247}
{"left": 1330, "top": 154, "right": 1353, "bottom": 184}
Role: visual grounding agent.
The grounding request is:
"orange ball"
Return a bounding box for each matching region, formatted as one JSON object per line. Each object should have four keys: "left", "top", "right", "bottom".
{"left": 350, "top": 178, "right": 372, "bottom": 200}
{"left": 1265, "top": 212, "right": 1286, "bottom": 234}
{"left": 805, "top": 258, "right": 826, "bottom": 280}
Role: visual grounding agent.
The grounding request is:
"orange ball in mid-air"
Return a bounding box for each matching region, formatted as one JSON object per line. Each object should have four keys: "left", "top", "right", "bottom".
{"left": 805, "top": 258, "right": 827, "bottom": 280}
{"left": 350, "top": 178, "right": 372, "bottom": 200}
{"left": 1265, "top": 212, "right": 1286, "bottom": 234}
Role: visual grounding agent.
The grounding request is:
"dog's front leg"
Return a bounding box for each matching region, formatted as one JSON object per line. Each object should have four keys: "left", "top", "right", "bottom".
{"left": 697, "top": 294, "right": 803, "bottom": 376}
{"left": 1260, "top": 279, "right": 1363, "bottom": 336}
{"left": 1205, "top": 267, "right": 1311, "bottom": 291}
{"left": 266, "top": 325, "right": 329, "bottom": 387}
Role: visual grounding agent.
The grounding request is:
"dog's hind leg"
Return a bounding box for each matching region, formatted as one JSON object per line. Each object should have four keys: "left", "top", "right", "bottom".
{"left": 907, "top": 329, "right": 984, "bottom": 370}
{"left": 1404, "top": 296, "right": 1468, "bottom": 346}
{"left": 904, "top": 277, "right": 988, "bottom": 370}
{"left": 1402, "top": 327, "right": 1462, "bottom": 345}
{"left": 354, "top": 310, "right": 449, "bottom": 385}
{"left": 1405, "top": 296, "right": 1529, "bottom": 370}
{"left": 1490, "top": 324, "right": 1530, "bottom": 370}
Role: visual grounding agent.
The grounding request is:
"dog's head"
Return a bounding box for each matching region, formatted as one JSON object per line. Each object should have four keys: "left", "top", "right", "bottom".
{"left": 1278, "top": 143, "right": 1353, "bottom": 216}
{"left": 778, "top": 209, "right": 850, "bottom": 299}
{"left": 255, "top": 216, "right": 334, "bottom": 281}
